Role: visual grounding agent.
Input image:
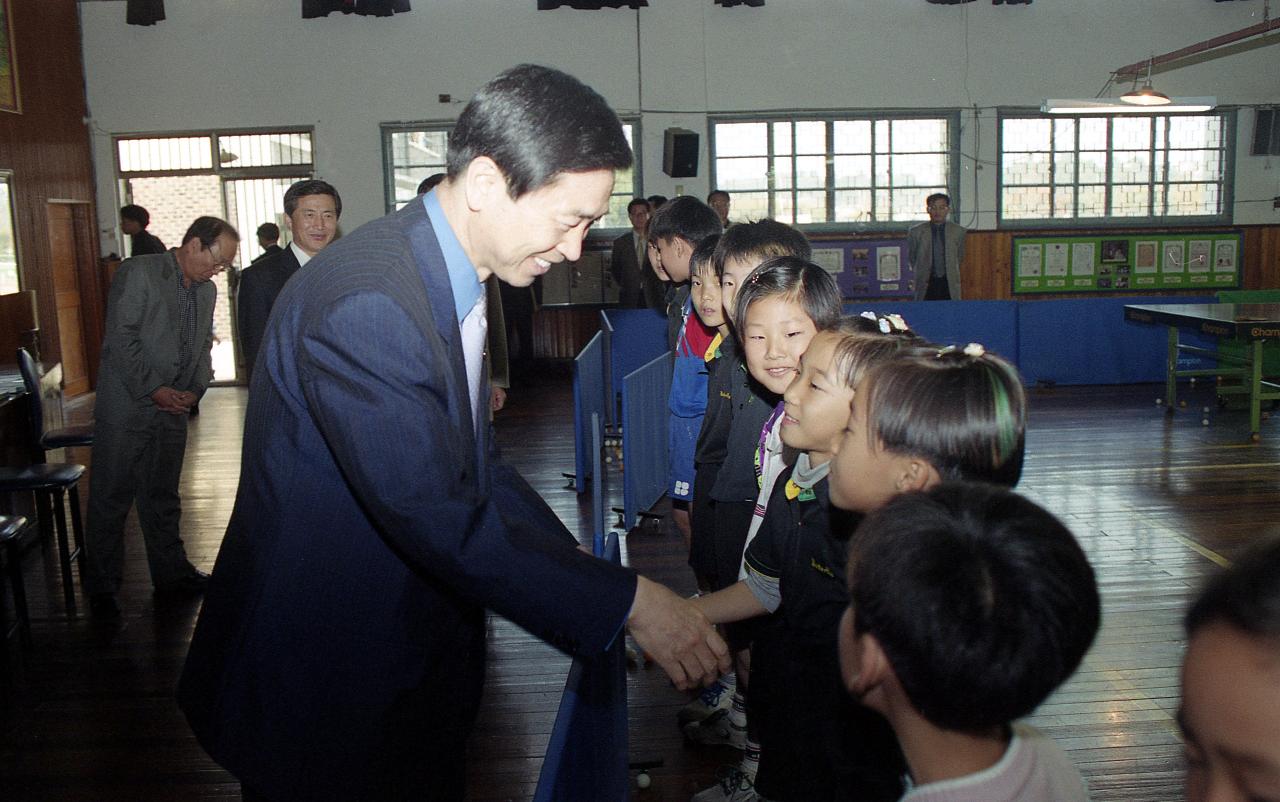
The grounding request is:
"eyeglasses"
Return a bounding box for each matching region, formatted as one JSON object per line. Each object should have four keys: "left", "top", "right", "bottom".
{"left": 206, "top": 242, "right": 235, "bottom": 272}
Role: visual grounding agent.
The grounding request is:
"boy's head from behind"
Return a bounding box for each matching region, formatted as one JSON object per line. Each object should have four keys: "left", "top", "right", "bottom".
{"left": 715, "top": 220, "right": 811, "bottom": 326}
{"left": 1181, "top": 536, "right": 1280, "bottom": 802}
{"left": 839, "top": 483, "right": 1099, "bottom": 733}
{"left": 647, "top": 196, "right": 722, "bottom": 284}
{"left": 829, "top": 344, "right": 1027, "bottom": 512}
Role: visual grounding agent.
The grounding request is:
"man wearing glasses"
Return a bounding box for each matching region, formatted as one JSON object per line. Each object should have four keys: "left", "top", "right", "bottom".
{"left": 84, "top": 216, "right": 238, "bottom": 620}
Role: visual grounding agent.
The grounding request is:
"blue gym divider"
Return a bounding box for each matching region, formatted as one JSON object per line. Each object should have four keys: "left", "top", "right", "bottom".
{"left": 572, "top": 331, "right": 606, "bottom": 494}
{"left": 601, "top": 308, "right": 668, "bottom": 424}
{"left": 846, "top": 300, "right": 1019, "bottom": 364}
{"left": 621, "top": 351, "right": 671, "bottom": 532}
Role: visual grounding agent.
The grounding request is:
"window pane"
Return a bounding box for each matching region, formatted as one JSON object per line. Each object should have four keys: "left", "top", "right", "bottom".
{"left": 874, "top": 120, "right": 890, "bottom": 153}
{"left": 1078, "top": 151, "right": 1107, "bottom": 184}
{"left": 894, "top": 187, "right": 937, "bottom": 220}
{"left": 1003, "top": 118, "right": 1050, "bottom": 152}
{"left": 1078, "top": 184, "right": 1106, "bottom": 217}
{"left": 0, "top": 175, "right": 17, "bottom": 293}
{"left": 715, "top": 123, "right": 768, "bottom": 157}
{"left": 1111, "top": 151, "right": 1151, "bottom": 183}
{"left": 118, "top": 136, "right": 214, "bottom": 172}
{"left": 1052, "top": 186, "right": 1075, "bottom": 218}
{"left": 874, "top": 190, "right": 892, "bottom": 221}
{"left": 893, "top": 119, "right": 948, "bottom": 152}
{"left": 794, "top": 122, "right": 825, "bottom": 155}
{"left": 217, "top": 132, "right": 313, "bottom": 168}
{"left": 892, "top": 153, "right": 946, "bottom": 186}
{"left": 773, "top": 157, "right": 793, "bottom": 190}
{"left": 1002, "top": 186, "right": 1050, "bottom": 219}
{"left": 1053, "top": 119, "right": 1076, "bottom": 151}
{"left": 834, "top": 189, "right": 872, "bottom": 222}
{"left": 834, "top": 155, "right": 872, "bottom": 187}
{"left": 734, "top": 191, "right": 771, "bottom": 220}
{"left": 1003, "top": 152, "right": 1050, "bottom": 185}
{"left": 1079, "top": 118, "right": 1108, "bottom": 150}
{"left": 1112, "top": 117, "right": 1152, "bottom": 149}
{"left": 716, "top": 157, "right": 770, "bottom": 191}
{"left": 795, "top": 156, "right": 826, "bottom": 187}
{"left": 773, "top": 122, "right": 793, "bottom": 155}
{"left": 1053, "top": 152, "right": 1075, "bottom": 183}
{"left": 1166, "top": 183, "right": 1221, "bottom": 216}
{"left": 1168, "top": 116, "right": 1221, "bottom": 149}
{"left": 833, "top": 121, "right": 871, "bottom": 153}
{"left": 1112, "top": 184, "right": 1151, "bottom": 216}
{"left": 774, "top": 192, "right": 795, "bottom": 225}
{"left": 1167, "top": 149, "right": 1220, "bottom": 182}
{"left": 794, "top": 190, "right": 827, "bottom": 224}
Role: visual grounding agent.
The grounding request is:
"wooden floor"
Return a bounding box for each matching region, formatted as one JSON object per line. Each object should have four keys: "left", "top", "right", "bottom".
{"left": 2, "top": 371, "right": 1277, "bottom": 801}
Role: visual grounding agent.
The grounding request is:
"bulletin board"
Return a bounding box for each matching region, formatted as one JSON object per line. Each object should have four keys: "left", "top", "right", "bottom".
{"left": 810, "top": 238, "right": 913, "bottom": 299}
{"left": 1011, "top": 231, "right": 1242, "bottom": 295}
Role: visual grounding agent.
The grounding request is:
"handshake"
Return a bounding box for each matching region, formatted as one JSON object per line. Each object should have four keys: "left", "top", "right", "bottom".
{"left": 625, "top": 576, "right": 730, "bottom": 690}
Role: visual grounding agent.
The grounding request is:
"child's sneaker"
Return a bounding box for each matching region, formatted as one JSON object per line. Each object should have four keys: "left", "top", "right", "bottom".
{"left": 682, "top": 708, "right": 747, "bottom": 749}
{"left": 690, "top": 766, "right": 759, "bottom": 802}
{"left": 677, "top": 676, "right": 734, "bottom": 725}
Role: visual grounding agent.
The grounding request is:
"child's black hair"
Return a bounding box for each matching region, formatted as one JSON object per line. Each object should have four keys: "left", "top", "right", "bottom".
{"left": 647, "top": 196, "right": 722, "bottom": 247}
{"left": 712, "top": 220, "right": 811, "bottom": 278}
{"left": 732, "top": 256, "right": 842, "bottom": 336}
{"left": 1186, "top": 535, "right": 1280, "bottom": 642}
{"left": 848, "top": 483, "right": 1099, "bottom": 731}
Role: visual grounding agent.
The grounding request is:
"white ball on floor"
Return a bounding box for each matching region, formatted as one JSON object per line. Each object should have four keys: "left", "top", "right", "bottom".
{"left": 1202, "top": 419, "right": 1210, "bottom": 426}
{"left": 1155, "top": 398, "right": 1163, "bottom": 405}
{"left": 1203, "top": 407, "right": 1210, "bottom": 414}
{"left": 636, "top": 772, "right": 651, "bottom": 789}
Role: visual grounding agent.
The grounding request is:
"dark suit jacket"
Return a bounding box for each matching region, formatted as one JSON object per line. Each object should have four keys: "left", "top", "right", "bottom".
{"left": 907, "top": 220, "right": 967, "bottom": 301}
{"left": 236, "top": 244, "right": 301, "bottom": 381}
{"left": 610, "top": 230, "right": 648, "bottom": 308}
{"left": 250, "top": 243, "right": 282, "bottom": 264}
{"left": 95, "top": 253, "right": 215, "bottom": 424}
{"left": 178, "top": 200, "right": 637, "bottom": 800}
{"left": 130, "top": 229, "right": 167, "bottom": 256}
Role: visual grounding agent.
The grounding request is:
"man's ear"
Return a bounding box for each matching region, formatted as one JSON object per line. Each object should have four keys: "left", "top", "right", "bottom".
{"left": 461, "top": 156, "right": 505, "bottom": 212}
{"left": 849, "top": 631, "right": 893, "bottom": 698}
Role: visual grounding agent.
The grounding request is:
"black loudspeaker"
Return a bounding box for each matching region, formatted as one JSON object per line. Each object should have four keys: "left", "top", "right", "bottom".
{"left": 663, "top": 128, "right": 699, "bottom": 178}
{"left": 1252, "top": 109, "right": 1280, "bottom": 157}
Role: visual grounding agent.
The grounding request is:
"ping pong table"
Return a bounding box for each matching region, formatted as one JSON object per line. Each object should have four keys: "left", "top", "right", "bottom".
{"left": 1124, "top": 303, "right": 1280, "bottom": 441}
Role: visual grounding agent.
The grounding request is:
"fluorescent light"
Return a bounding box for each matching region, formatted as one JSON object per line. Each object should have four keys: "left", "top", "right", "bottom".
{"left": 1042, "top": 98, "right": 1216, "bottom": 114}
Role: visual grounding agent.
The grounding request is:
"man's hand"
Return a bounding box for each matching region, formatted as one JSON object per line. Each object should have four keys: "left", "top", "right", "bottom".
{"left": 626, "top": 576, "right": 730, "bottom": 690}
{"left": 151, "top": 386, "right": 194, "bottom": 414}
{"left": 490, "top": 386, "right": 507, "bottom": 413}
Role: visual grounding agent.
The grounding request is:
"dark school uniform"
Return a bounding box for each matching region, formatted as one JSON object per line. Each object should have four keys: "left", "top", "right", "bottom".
{"left": 689, "top": 333, "right": 734, "bottom": 582}
{"left": 744, "top": 469, "right": 906, "bottom": 802}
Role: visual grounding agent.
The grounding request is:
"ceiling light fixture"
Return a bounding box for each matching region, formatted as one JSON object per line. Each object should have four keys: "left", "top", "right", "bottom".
{"left": 1042, "top": 98, "right": 1216, "bottom": 115}
{"left": 1121, "top": 56, "right": 1171, "bottom": 106}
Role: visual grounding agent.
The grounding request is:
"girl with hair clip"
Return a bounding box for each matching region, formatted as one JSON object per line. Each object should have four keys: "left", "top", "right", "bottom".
{"left": 684, "top": 256, "right": 842, "bottom": 799}
{"left": 827, "top": 342, "right": 1027, "bottom": 515}
{"left": 690, "top": 317, "right": 919, "bottom": 802}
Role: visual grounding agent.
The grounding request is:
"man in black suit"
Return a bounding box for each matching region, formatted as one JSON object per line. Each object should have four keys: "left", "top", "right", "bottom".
{"left": 609, "top": 197, "right": 651, "bottom": 308}
{"left": 178, "top": 65, "right": 728, "bottom": 802}
{"left": 251, "top": 222, "right": 281, "bottom": 264}
{"left": 119, "top": 204, "right": 166, "bottom": 256}
{"left": 235, "top": 180, "right": 341, "bottom": 381}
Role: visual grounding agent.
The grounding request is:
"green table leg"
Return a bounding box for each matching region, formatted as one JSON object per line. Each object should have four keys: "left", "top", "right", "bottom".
{"left": 1167, "top": 326, "right": 1178, "bottom": 413}
{"left": 1251, "top": 339, "right": 1263, "bottom": 440}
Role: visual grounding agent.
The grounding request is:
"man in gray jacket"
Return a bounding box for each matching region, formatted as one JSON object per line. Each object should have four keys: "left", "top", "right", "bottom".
{"left": 85, "top": 216, "right": 238, "bottom": 619}
{"left": 909, "top": 192, "right": 967, "bottom": 300}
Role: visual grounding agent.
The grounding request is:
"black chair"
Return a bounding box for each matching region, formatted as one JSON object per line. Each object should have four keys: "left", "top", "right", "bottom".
{"left": 0, "top": 515, "right": 32, "bottom": 699}
{"left": 0, "top": 465, "right": 85, "bottom": 615}
{"left": 17, "top": 347, "right": 94, "bottom": 462}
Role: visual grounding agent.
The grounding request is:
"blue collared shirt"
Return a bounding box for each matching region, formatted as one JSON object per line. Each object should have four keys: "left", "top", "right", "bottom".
{"left": 422, "top": 190, "right": 483, "bottom": 324}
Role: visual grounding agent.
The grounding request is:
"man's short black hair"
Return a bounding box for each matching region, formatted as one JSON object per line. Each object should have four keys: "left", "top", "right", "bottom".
{"left": 1186, "top": 535, "right": 1280, "bottom": 641}
{"left": 120, "top": 204, "right": 150, "bottom": 228}
{"left": 446, "top": 64, "right": 632, "bottom": 200}
{"left": 284, "top": 180, "right": 342, "bottom": 219}
{"left": 707, "top": 189, "right": 730, "bottom": 203}
{"left": 647, "top": 196, "right": 721, "bottom": 247}
{"left": 417, "top": 173, "right": 446, "bottom": 195}
{"left": 848, "top": 483, "right": 1100, "bottom": 732}
{"left": 647, "top": 195, "right": 668, "bottom": 209}
{"left": 627, "top": 197, "right": 650, "bottom": 214}
{"left": 256, "top": 222, "right": 280, "bottom": 241}
{"left": 182, "top": 216, "right": 239, "bottom": 249}
{"left": 712, "top": 220, "right": 811, "bottom": 277}
{"left": 926, "top": 192, "right": 951, "bottom": 207}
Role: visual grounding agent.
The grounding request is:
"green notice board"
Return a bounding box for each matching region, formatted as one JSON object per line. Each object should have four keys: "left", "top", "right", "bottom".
{"left": 1012, "top": 231, "right": 1242, "bottom": 294}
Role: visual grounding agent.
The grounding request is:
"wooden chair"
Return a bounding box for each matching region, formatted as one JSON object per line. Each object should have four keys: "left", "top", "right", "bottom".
{"left": 17, "top": 347, "right": 93, "bottom": 462}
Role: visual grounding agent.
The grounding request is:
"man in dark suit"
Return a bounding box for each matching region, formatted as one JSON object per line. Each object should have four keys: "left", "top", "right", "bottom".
{"left": 609, "top": 197, "right": 651, "bottom": 308}
{"left": 251, "top": 222, "right": 281, "bottom": 263}
{"left": 119, "top": 204, "right": 166, "bottom": 256}
{"left": 236, "top": 180, "right": 341, "bottom": 381}
{"left": 85, "top": 216, "right": 237, "bottom": 619}
{"left": 178, "top": 65, "right": 728, "bottom": 802}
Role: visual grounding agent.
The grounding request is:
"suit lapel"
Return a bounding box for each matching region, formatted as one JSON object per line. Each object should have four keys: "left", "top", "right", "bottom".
{"left": 403, "top": 205, "right": 479, "bottom": 459}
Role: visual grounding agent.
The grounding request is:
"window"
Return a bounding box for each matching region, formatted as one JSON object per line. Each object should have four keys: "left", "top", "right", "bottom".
{"left": 999, "top": 111, "right": 1233, "bottom": 225}
{"left": 710, "top": 114, "right": 959, "bottom": 227}
{"left": 382, "top": 121, "right": 640, "bottom": 228}
{"left": 114, "top": 128, "right": 316, "bottom": 382}
{"left": 0, "top": 171, "right": 18, "bottom": 294}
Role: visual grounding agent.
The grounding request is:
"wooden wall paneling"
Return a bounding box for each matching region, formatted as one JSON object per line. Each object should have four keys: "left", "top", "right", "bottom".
{"left": 0, "top": 0, "right": 101, "bottom": 385}
{"left": 531, "top": 306, "right": 599, "bottom": 360}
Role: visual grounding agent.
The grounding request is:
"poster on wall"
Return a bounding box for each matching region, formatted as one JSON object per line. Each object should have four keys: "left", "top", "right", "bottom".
{"left": 809, "top": 238, "right": 912, "bottom": 299}
{"left": 0, "top": 0, "right": 18, "bottom": 114}
{"left": 1012, "top": 232, "right": 1241, "bottom": 295}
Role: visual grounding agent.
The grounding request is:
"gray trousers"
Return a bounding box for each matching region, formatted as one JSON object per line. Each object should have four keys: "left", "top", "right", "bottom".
{"left": 84, "top": 409, "right": 192, "bottom": 595}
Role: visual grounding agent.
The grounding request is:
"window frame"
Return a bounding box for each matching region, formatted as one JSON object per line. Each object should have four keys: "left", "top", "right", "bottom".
{"left": 114, "top": 126, "right": 316, "bottom": 182}
{"left": 707, "top": 110, "right": 962, "bottom": 232}
{"left": 996, "top": 108, "right": 1236, "bottom": 229}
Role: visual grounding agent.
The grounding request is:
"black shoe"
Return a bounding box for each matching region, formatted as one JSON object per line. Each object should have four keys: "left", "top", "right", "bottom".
{"left": 154, "top": 568, "right": 210, "bottom": 597}
{"left": 90, "top": 593, "right": 121, "bottom": 620}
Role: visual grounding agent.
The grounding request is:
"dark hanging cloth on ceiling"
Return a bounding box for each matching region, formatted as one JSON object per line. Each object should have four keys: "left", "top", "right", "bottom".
{"left": 537, "top": 1, "right": 647, "bottom": 7}
{"left": 126, "top": 0, "right": 166, "bottom": 26}
{"left": 302, "top": 0, "right": 412, "bottom": 18}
